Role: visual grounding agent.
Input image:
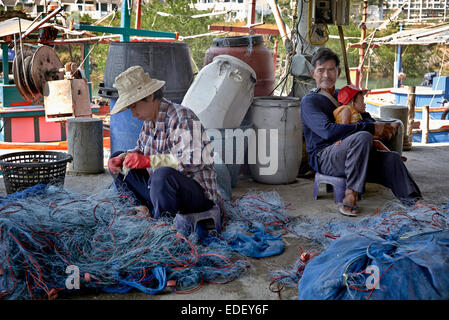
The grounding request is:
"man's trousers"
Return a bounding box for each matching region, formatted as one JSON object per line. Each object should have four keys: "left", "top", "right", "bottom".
{"left": 316, "top": 131, "right": 422, "bottom": 205}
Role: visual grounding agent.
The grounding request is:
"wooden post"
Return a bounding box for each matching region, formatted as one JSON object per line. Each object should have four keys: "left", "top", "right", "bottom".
{"left": 2, "top": 43, "right": 9, "bottom": 84}
{"left": 405, "top": 86, "right": 415, "bottom": 150}
{"left": 273, "top": 39, "right": 278, "bottom": 79}
{"left": 135, "top": 0, "right": 142, "bottom": 29}
{"left": 267, "top": 0, "right": 290, "bottom": 45}
{"left": 358, "top": 1, "right": 368, "bottom": 88}
{"left": 249, "top": 0, "right": 256, "bottom": 25}
{"left": 338, "top": 25, "right": 351, "bottom": 85}
{"left": 422, "top": 105, "right": 430, "bottom": 144}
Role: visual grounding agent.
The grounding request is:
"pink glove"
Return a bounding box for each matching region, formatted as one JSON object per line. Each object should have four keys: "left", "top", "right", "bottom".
{"left": 108, "top": 156, "right": 124, "bottom": 174}
{"left": 124, "top": 153, "right": 151, "bottom": 169}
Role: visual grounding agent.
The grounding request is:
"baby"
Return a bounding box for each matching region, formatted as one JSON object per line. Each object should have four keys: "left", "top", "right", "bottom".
{"left": 334, "top": 85, "right": 406, "bottom": 161}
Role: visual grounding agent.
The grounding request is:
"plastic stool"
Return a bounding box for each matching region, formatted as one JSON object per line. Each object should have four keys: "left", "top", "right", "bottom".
{"left": 174, "top": 204, "right": 222, "bottom": 236}
{"left": 313, "top": 172, "right": 346, "bottom": 203}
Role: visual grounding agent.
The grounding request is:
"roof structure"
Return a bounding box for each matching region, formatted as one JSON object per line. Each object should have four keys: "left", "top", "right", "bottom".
{"left": 350, "top": 23, "right": 449, "bottom": 47}
{"left": 1, "top": 0, "right": 18, "bottom": 7}
{"left": 0, "top": 17, "right": 119, "bottom": 43}
{"left": 0, "top": 17, "right": 51, "bottom": 38}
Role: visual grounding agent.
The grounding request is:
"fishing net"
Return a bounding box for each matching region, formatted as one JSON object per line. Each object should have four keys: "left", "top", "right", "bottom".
{"left": 269, "top": 198, "right": 449, "bottom": 297}
{"left": 0, "top": 184, "right": 254, "bottom": 300}
{"left": 3, "top": 181, "right": 446, "bottom": 300}
{"left": 0, "top": 185, "right": 295, "bottom": 300}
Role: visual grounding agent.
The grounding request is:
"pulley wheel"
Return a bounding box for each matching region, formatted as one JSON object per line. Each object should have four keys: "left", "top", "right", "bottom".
{"left": 30, "top": 45, "right": 64, "bottom": 97}
{"left": 23, "top": 55, "right": 42, "bottom": 102}
{"left": 12, "top": 50, "right": 35, "bottom": 102}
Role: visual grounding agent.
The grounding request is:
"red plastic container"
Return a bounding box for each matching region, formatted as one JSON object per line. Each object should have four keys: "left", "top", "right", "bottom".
{"left": 204, "top": 35, "right": 274, "bottom": 97}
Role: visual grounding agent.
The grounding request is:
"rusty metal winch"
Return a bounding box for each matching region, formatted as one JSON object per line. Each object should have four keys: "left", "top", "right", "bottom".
{"left": 12, "top": 45, "right": 92, "bottom": 121}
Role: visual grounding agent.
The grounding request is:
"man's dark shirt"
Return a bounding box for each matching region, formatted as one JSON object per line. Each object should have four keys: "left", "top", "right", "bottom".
{"left": 300, "top": 89, "right": 375, "bottom": 172}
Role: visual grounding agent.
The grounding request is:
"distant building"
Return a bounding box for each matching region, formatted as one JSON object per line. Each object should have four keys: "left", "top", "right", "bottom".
{"left": 381, "top": 0, "right": 449, "bottom": 21}
{"left": 193, "top": 0, "right": 271, "bottom": 22}
{"left": 0, "top": 0, "right": 121, "bottom": 19}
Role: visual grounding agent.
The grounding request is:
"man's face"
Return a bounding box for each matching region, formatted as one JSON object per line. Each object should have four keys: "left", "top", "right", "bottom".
{"left": 310, "top": 59, "right": 341, "bottom": 90}
{"left": 128, "top": 94, "right": 159, "bottom": 121}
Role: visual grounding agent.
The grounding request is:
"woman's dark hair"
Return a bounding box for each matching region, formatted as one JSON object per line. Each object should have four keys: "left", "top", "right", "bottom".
{"left": 141, "top": 87, "right": 164, "bottom": 102}
{"left": 152, "top": 88, "right": 164, "bottom": 101}
{"left": 311, "top": 48, "right": 340, "bottom": 68}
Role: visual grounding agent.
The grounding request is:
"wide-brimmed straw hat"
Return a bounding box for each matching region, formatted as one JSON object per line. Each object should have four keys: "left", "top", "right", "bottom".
{"left": 110, "top": 66, "right": 165, "bottom": 114}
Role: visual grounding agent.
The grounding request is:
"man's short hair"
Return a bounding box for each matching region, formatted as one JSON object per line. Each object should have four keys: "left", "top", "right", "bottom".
{"left": 311, "top": 48, "right": 340, "bottom": 69}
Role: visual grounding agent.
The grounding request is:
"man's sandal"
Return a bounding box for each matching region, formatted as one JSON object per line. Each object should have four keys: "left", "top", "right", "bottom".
{"left": 338, "top": 202, "right": 358, "bottom": 217}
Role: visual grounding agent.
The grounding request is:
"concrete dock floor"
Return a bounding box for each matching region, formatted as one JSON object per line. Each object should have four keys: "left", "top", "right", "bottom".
{"left": 1, "top": 142, "right": 448, "bottom": 300}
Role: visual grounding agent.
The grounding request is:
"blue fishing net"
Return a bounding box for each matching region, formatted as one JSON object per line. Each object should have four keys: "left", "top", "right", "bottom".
{"left": 0, "top": 184, "right": 252, "bottom": 299}
{"left": 298, "top": 230, "right": 449, "bottom": 300}
{"left": 4, "top": 182, "right": 446, "bottom": 300}
{"left": 269, "top": 199, "right": 449, "bottom": 300}
{"left": 0, "top": 185, "right": 293, "bottom": 300}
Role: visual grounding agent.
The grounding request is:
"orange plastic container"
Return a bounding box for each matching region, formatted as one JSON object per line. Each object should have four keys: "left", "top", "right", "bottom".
{"left": 204, "top": 35, "right": 274, "bottom": 97}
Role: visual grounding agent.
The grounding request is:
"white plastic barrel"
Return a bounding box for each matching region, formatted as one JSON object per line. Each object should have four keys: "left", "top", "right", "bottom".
{"left": 248, "top": 97, "right": 302, "bottom": 184}
{"left": 182, "top": 54, "right": 256, "bottom": 129}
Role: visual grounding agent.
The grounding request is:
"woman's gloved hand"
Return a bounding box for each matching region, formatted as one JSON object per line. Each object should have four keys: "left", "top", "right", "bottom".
{"left": 124, "top": 153, "right": 151, "bottom": 169}
{"left": 108, "top": 155, "right": 125, "bottom": 174}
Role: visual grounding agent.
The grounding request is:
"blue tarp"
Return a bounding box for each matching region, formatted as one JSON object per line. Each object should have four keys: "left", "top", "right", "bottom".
{"left": 298, "top": 230, "right": 449, "bottom": 300}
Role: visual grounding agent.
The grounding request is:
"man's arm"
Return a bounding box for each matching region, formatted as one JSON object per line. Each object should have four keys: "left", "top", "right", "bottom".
{"left": 301, "top": 94, "right": 374, "bottom": 142}
{"left": 360, "top": 111, "right": 397, "bottom": 140}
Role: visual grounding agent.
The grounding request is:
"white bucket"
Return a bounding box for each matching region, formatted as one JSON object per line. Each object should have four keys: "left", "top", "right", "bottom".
{"left": 248, "top": 97, "right": 302, "bottom": 184}
{"left": 182, "top": 54, "right": 256, "bottom": 129}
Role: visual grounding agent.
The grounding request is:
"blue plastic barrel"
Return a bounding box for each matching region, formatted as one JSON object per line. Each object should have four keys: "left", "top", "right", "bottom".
{"left": 110, "top": 99, "right": 143, "bottom": 154}
{"left": 110, "top": 98, "right": 185, "bottom": 155}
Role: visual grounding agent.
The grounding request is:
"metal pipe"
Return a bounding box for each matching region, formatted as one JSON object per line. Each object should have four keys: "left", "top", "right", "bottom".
{"left": 21, "top": 6, "right": 63, "bottom": 40}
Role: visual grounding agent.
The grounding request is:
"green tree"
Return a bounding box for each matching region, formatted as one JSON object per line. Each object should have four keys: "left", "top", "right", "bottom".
{"left": 73, "top": 0, "right": 290, "bottom": 94}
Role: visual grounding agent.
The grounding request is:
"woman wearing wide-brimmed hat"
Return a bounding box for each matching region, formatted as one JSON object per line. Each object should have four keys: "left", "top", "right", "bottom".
{"left": 107, "top": 66, "right": 217, "bottom": 218}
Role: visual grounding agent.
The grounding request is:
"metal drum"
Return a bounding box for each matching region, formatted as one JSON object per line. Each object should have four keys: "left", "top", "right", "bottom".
{"left": 99, "top": 41, "right": 194, "bottom": 102}
{"left": 99, "top": 42, "right": 194, "bottom": 154}
{"left": 248, "top": 97, "right": 302, "bottom": 184}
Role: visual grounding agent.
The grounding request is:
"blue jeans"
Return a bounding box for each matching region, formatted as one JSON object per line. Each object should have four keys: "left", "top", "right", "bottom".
{"left": 110, "top": 151, "right": 214, "bottom": 218}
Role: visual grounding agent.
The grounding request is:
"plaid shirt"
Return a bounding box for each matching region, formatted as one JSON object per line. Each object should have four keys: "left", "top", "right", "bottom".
{"left": 128, "top": 98, "right": 218, "bottom": 203}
